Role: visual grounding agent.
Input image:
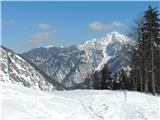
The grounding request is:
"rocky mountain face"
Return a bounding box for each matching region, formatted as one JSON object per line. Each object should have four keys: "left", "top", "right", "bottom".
{"left": 0, "top": 46, "right": 65, "bottom": 90}
{"left": 22, "top": 32, "right": 135, "bottom": 89}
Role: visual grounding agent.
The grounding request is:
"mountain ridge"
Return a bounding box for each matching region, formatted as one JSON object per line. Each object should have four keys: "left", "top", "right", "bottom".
{"left": 21, "top": 31, "right": 135, "bottom": 88}
{"left": 0, "top": 45, "right": 66, "bottom": 90}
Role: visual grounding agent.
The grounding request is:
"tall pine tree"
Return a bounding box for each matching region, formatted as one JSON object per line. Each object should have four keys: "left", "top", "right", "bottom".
{"left": 142, "top": 6, "right": 160, "bottom": 95}
{"left": 101, "top": 64, "right": 112, "bottom": 89}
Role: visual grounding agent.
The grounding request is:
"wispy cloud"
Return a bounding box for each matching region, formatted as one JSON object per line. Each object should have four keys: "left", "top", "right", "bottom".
{"left": 28, "top": 23, "right": 55, "bottom": 44}
{"left": 28, "top": 32, "right": 52, "bottom": 43}
{"left": 1, "top": 19, "right": 16, "bottom": 25}
{"left": 88, "top": 21, "right": 123, "bottom": 31}
{"left": 38, "top": 23, "right": 51, "bottom": 30}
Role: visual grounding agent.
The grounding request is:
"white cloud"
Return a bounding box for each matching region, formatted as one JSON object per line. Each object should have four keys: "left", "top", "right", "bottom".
{"left": 112, "top": 21, "right": 123, "bottom": 27}
{"left": 88, "top": 20, "right": 123, "bottom": 31}
{"left": 29, "top": 32, "right": 51, "bottom": 43}
{"left": 29, "top": 23, "right": 56, "bottom": 44}
{"left": 38, "top": 23, "right": 51, "bottom": 30}
{"left": 88, "top": 21, "right": 106, "bottom": 31}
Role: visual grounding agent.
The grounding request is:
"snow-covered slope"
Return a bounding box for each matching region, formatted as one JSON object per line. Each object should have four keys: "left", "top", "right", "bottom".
{"left": 22, "top": 32, "right": 135, "bottom": 88}
{"left": 0, "top": 46, "right": 65, "bottom": 90}
{"left": 1, "top": 81, "right": 159, "bottom": 120}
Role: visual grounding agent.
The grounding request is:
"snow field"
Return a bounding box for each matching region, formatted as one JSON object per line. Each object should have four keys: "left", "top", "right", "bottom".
{"left": 1, "top": 82, "right": 160, "bottom": 120}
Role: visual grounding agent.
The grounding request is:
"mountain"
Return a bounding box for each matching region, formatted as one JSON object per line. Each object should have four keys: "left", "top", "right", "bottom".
{"left": 22, "top": 32, "right": 135, "bottom": 88}
{"left": 0, "top": 46, "right": 65, "bottom": 90}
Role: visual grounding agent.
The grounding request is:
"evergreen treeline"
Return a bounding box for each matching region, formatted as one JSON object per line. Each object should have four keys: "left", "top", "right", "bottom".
{"left": 89, "top": 6, "right": 160, "bottom": 95}
{"left": 129, "top": 6, "right": 160, "bottom": 95}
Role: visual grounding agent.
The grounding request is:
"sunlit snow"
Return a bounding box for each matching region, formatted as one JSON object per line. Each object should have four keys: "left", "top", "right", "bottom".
{"left": 1, "top": 82, "right": 159, "bottom": 120}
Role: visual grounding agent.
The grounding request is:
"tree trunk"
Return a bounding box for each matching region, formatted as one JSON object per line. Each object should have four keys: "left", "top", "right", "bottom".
{"left": 139, "top": 30, "right": 143, "bottom": 92}
{"left": 144, "top": 64, "right": 148, "bottom": 92}
{"left": 151, "top": 38, "right": 156, "bottom": 95}
{"left": 132, "top": 74, "right": 137, "bottom": 91}
{"left": 140, "top": 69, "right": 143, "bottom": 92}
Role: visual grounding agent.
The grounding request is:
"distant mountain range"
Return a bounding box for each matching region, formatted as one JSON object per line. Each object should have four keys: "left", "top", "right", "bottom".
{"left": 0, "top": 46, "right": 66, "bottom": 90}
{"left": 21, "top": 31, "right": 135, "bottom": 89}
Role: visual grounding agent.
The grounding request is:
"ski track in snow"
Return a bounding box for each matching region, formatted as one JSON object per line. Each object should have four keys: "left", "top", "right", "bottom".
{"left": 1, "top": 82, "right": 160, "bottom": 120}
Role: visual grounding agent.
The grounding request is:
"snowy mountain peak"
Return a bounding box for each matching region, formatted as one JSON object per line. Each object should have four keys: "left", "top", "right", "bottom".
{"left": 0, "top": 46, "right": 65, "bottom": 90}
{"left": 102, "top": 31, "right": 134, "bottom": 44}
{"left": 78, "top": 31, "right": 134, "bottom": 50}
{"left": 44, "top": 45, "right": 64, "bottom": 49}
{"left": 45, "top": 45, "right": 54, "bottom": 49}
{"left": 105, "top": 31, "right": 121, "bottom": 38}
{"left": 77, "top": 32, "right": 134, "bottom": 58}
{"left": 110, "top": 31, "right": 119, "bottom": 34}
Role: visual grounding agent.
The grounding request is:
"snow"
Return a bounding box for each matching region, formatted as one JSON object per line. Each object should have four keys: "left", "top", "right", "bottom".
{"left": 44, "top": 45, "right": 64, "bottom": 49}
{"left": 45, "top": 45, "right": 54, "bottom": 48}
{"left": 94, "top": 47, "right": 111, "bottom": 71}
{"left": 1, "top": 81, "right": 159, "bottom": 120}
{"left": 0, "top": 46, "right": 60, "bottom": 91}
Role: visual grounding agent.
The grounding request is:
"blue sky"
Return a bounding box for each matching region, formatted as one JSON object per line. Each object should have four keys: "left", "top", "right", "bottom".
{"left": 2, "top": 1, "right": 159, "bottom": 53}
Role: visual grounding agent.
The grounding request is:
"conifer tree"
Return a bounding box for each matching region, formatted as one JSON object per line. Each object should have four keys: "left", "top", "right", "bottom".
{"left": 142, "top": 6, "right": 160, "bottom": 95}
{"left": 101, "top": 64, "right": 112, "bottom": 89}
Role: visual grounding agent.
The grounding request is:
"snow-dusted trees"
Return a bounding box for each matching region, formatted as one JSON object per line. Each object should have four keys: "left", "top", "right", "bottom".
{"left": 130, "top": 6, "right": 160, "bottom": 95}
